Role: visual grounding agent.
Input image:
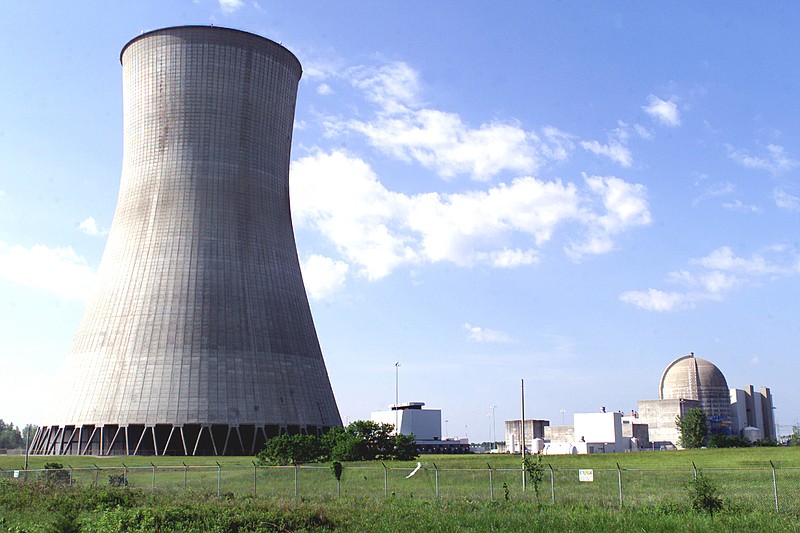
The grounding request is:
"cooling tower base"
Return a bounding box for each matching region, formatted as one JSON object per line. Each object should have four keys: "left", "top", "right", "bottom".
{"left": 29, "top": 423, "right": 332, "bottom": 456}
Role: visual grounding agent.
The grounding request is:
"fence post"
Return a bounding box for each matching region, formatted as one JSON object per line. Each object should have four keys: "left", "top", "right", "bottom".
{"left": 253, "top": 461, "right": 258, "bottom": 498}
{"left": 183, "top": 462, "right": 188, "bottom": 491}
{"left": 692, "top": 461, "right": 697, "bottom": 480}
{"left": 294, "top": 464, "right": 299, "bottom": 499}
{"left": 216, "top": 461, "right": 221, "bottom": 497}
{"left": 616, "top": 463, "right": 623, "bottom": 508}
{"left": 433, "top": 462, "right": 439, "bottom": 498}
{"left": 770, "top": 460, "right": 779, "bottom": 511}
{"left": 487, "top": 463, "right": 493, "bottom": 500}
{"left": 151, "top": 462, "right": 156, "bottom": 493}
{"left": 68, "top": 465, "right": 73, "bottom": 486}
{"left": 93, "top": 463, "right": 100, "bottom": 487}
{"left": 122, "top": 463, "right": 128, "bottom": 489}
{"left": 549, "top": 463, "right": 555, "bottom": 504}
{"left": 382, "top": 462, "right": 388, "bottom": 498}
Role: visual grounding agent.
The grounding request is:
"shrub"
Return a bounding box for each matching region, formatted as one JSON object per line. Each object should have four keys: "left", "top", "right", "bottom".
{"left": 688, "top": 471, "right": 723, "bottom": 517}
{"left": 257, "top": 421, "right": 418, "bottom": 464}
{"left": 708, "top": 434, "right": 750, "bottom": 448}
{"left": 523, "top": 454, "right": 545, "bottom": 503}
{"left": 43, "top": 462, "right": 70, "bottom": 485}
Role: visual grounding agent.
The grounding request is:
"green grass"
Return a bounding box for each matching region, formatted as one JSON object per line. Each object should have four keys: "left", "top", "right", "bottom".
{"left": 2, "top": 479, "right": 800, "bottom": 532}
{"left": 3, "top": 445, "right": 799, "bottom": 471}
{"left": 3, "top": 447, "right": 800, "bottom": 531}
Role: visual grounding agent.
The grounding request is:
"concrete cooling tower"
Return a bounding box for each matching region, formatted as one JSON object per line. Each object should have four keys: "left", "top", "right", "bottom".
{"left": 30, "top": 26, "right": 341, "bottom": 456}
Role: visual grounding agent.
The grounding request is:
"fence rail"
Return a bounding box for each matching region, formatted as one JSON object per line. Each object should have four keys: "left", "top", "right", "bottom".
{"left": 2, "top": 463, "right": 797, "bottom": 511}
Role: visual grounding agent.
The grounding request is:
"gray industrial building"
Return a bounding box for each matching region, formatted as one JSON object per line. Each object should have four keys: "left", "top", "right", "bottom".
{"left": 30, "top": 26, "right": 341, "bottom": 456}
{"left": 730, "top": 385, "right": 775, "bottom": 442}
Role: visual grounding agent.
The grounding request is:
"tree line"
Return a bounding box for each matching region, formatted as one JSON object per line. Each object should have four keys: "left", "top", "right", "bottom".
{"left": 0, "top": 420, "right": 36, "bottom": 450}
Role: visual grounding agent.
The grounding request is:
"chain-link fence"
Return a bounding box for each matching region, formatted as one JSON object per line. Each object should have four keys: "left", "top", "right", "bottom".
{"left": 2, "top": 463, "right": 797, "bottom": 511}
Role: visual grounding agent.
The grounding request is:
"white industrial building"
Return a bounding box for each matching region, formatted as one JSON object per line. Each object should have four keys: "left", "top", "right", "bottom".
{"left": 370, "top": 402, "right": 469, "bottom": 453}
{"left": 540, "top": 411, "right": 642, "bottom": 455}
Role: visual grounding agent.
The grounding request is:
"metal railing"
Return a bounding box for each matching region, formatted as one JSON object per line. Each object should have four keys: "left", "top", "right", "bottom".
{"left": 1, "top": 462, "right": 796, "bottom": 511}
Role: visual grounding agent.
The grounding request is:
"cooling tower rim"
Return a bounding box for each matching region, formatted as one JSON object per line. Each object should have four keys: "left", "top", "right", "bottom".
{"left": 120, "top": 25, "right": 301, "bottom": 79}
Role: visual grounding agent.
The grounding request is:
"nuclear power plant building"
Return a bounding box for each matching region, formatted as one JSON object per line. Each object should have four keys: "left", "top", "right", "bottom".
{"left": 30, "top": 26, "right": 341, "bottom": 456}
{"left": 637, "top": 353, "right": 775, "bottom": 447}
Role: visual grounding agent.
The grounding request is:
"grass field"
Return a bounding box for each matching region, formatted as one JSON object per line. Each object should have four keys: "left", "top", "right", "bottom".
{"left": 2, "top": 448, "right": 800, "bottom": 531}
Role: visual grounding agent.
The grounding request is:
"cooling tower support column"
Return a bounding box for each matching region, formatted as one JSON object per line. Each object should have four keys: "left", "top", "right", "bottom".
{"left": 32, "top": 26, "right": 341, "bottom": 456}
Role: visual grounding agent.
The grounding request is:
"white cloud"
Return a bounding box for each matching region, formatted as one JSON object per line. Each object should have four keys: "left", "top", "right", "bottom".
{"left": 726, "top": 144, "right": 798, "bottom": 174}
{"left": 566, "top": 175, "right": 651, "bottom": 260}
{"left": 291, "top": 150, "right": 650, "bottom": 278}
{"left": 642, "top": 94, "right": 681, "bottom": 127}
{"left": 580, "top": 121, "right": 643, "bottom": 167}
{"left": 300, "top": 254, "right": 349, "bottom": 300}
{"left": 218, "top": 0, "right": 244, "bottom": 13}
{"left": 580, "top": 140, "right": 632, "bottom": 167}
{"left": 78, "top": 216, "right": 107, "bottom": 236}
{"left": 349, "top": 62, "right": 421, "bottom": 112}
{"left": 774, "top": 188, "right": 800, "bottom": 211}
{"left": 323, "top": 62, "right": 573, "bottom": 181}
{"left": 692, "top": 245, "right": 799, "bottom": 275}
{"left": 464, "top": 323, "right": 511, "bottom": 343}
{"left": 692, "top": 181, "right": 735, "bottom": 206}
{"left": 621, "top": 245, "right": 800, "bottom": 311}
{"left": 316, "top": 83, "right": 333, "bottom": 96}
{"left": 619, "top": 288, "right": 696, "bottom": 312}
{"left": 721, "top": 200, "right": 761, "bottom": 213}
{"left": 0, "top": 241, "right": 95, "bottom": 300}
{"left": 633, "top": 124, "right": 653, "bottom": 139}
{"left": 291, "top": 151, "right": 416, "bottom": 280}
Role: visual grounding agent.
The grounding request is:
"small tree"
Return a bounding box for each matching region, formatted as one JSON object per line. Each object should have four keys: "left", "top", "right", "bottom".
{"left": 676, "top": 408, "right": 708, "bottom": 449}
{"left": 689, "top": 470, "right": 723, "bottom": 516}
{"left": 523, "top": 454, "right": 545, "bottom": 503}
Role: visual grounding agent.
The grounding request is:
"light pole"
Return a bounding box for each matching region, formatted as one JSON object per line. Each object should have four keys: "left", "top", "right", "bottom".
{"left": 490, "top": 404, "right": 497, "bottom": 449}
{"left": 394, "top": 362, "right": 400, "bottom": 436}
{"left": 444, "top": 419, "right": 449, "bottom": 439}
{"left": 560, "top": 409, "right": 566, "bottom": 426}
{"left": 24, "top": 424, "right": 29, "bottom": 471}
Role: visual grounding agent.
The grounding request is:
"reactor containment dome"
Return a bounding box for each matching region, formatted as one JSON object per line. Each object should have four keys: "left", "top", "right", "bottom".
{"left": 659, "top": 353, "right": 731, "bottom": 431}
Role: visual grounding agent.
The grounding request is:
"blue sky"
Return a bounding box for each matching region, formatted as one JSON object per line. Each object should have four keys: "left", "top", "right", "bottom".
{"left": 1, "top": 1, "right": 798, "bottom": 440}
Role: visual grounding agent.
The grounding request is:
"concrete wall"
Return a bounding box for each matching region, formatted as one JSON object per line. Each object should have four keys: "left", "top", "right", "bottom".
{"left": 504, "top": 419, "right": 549, "bottom": 453}
{"left": 544, "top": 425, "right": 575, "bottom": 442}
{"left": 637, "top": 399, "right": 700, "bottom": 448}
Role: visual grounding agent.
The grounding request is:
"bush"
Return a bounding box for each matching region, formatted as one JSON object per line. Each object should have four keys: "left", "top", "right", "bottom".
{"left": 708, "top": 434, "right": 750, "bottom": 448}
{"left": 43, "top": 462, "right": 70, "bottom": 485}
{"left": 257, "top": 433, "right": 324, "bottom": 465}
{"left": 257, "top": 421, "right": 418, "bottom": 464}
{"left": 688, "top": 471, "right": 723, "bottom": 516}
{"left": 523, "top": 454, "right": 546, "bottom": 503}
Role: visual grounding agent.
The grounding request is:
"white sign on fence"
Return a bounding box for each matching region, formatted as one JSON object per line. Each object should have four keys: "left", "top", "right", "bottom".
{"left": 13, "top": 470, "right": 20, "bottom": 478}
{"left": 579, "top": 469, "right": 594, "bottom": 482}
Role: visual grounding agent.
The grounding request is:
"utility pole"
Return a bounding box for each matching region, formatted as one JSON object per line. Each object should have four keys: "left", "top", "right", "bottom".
{"left": 24, "top": 425, "right": 30, "bottom": 471}
{"left": 490, "top": 404, "right": 497, "bottom": 449}
{"left": 521, "top": 379, "right": 526, "bottom": 491}
{"left": 394, "top": 362, "right": 401, "bottom": 436}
